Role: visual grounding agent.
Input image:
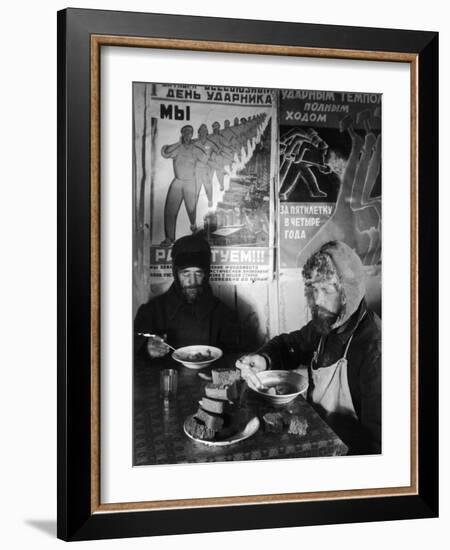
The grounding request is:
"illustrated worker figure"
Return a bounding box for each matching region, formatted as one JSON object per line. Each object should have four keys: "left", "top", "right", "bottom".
{"left": 160, "top": 125, "right": 208, "bottom": 246}
{"left": 221, "top": 119, "right": 240, "bottom": 165}
{"left": 194, "top": 123, "right": 219, "bottom": 208}
{"left": 208, "top": 121, "right": 233, "bottom": 191}
{"left": 236, "top": 241, "right": 381, "bottom": 455}
{"left": 231, "top": 116, "right": 244, "bottom": 162}
{"left": 279, "top": 128, "right": 329, "bottom": 200}
{"left": 134, "top": 234, "right": 241, "bottom": 358}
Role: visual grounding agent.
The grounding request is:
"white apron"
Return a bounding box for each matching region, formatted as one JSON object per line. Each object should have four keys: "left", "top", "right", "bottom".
{"left": 309, "top": 312, "right": 366, "bottom": 419}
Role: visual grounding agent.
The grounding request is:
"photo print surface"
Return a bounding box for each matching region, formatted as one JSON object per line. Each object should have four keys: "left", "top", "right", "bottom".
{"left": 132, "top": 82, "right": 382, "bottom": 466}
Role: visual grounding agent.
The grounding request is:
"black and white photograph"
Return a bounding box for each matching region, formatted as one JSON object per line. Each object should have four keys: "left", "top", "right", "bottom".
{"left": 1, "top": 0, "right": 442, "bottom": 547}
{"left": 132, "top": 82, "right": 382, "bottom": 466}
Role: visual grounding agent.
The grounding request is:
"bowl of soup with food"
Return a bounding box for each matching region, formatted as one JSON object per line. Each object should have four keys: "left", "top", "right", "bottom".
{"left": 248, "top": 370, "right": 308, "bottom": 405}
{"left": 172, "top": 345, "right": 223, "bottom": 369}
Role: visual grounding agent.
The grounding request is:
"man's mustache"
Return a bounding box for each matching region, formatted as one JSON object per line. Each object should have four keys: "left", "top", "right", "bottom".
{"left": 312, "top": 305, "right": 339, "bottom": 320}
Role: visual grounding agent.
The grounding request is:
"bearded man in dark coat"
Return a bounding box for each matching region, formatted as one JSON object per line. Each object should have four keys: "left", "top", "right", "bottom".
{"left": 237, "top": 240, "right": 381, "bottom": 455}
{"left": 134, "top": 234, "right": 240, "bottom": 359}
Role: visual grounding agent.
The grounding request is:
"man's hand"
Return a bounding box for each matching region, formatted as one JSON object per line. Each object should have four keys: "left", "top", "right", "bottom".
{"left": 146, "top": 335, "right": 170, "bottom": 359}
{"left": 235, "top": 354, "right": 267, "bottom": 389}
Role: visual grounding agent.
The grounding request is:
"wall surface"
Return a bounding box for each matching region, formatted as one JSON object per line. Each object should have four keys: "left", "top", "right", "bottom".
{"left": 0, "top": 1, "right": 447, "bottom": 548}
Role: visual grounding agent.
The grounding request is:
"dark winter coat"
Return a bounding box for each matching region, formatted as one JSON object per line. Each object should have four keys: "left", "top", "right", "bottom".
{"left": 259, "top": 299, "right": 381, "bottom": 455}
{"left": 134, "top": 283, "right": 240, "bottom": 357}
{"left": 259, "top": 241, "right": 381, "bottom": 455}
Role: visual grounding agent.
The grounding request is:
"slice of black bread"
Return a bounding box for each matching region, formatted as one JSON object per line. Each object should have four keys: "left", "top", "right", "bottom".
{"left": 287, "top": 415, "right": 308, "bottom": 436}
{"left": 204, "top": 381, "right": 238, "bottom": 402}
{"left": 200, "top": 397, "right": 227, "bottom": 414}
{"left": 185, "top": 416, "right": 215, "bottom": 440}
{"left": 194, "top": 407, "right": 225, "bottom": 432}
{"left": 262, "top": 412, "right": 285, "bottom": 433}
{"left": 211, "top": 368, "right": 241, "bottom": 386}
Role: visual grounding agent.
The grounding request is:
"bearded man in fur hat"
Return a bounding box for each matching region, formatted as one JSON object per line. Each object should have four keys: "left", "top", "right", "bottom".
{"left": 134, "top": 234, "right": 240, "bottom": 359}
{"left": 237, "top": 240, "right": 381, "bottom": 455}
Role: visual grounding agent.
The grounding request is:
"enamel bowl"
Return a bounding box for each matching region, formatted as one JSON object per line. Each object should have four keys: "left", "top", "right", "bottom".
{"left": 172, "top": 345, "right": 222, "bottom": 370}
{"left": 247, "top": 370, "right": 308, "bottom": 405}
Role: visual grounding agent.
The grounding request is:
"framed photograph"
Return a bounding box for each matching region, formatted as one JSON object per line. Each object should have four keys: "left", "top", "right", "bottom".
{"left": 57, "top": 8, "right": 438, "bottom": 541}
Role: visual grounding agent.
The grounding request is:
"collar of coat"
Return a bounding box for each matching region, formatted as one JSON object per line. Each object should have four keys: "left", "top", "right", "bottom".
{"left": 164, "top": 283, "right": 218, "bottom": 322}
{"left": 333, "top": 298, "right": 368, "bottom": 342}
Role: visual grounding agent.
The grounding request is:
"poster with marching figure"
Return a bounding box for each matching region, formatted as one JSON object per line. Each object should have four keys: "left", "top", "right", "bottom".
{"left": 278, "top": 89, "right": 382, "bottom": 319}
{"left": 138, "top": 83, "right": 276, "bottom": 287}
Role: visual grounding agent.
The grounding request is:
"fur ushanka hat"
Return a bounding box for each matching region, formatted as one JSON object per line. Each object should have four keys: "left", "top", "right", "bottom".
{"left": 171, "top": 235, "right": 211, "bottom": 279}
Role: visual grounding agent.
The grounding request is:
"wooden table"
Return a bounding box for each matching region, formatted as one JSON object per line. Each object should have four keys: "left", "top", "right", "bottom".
{"left": 133, "top": 354, "right": 348, "bottom": 465}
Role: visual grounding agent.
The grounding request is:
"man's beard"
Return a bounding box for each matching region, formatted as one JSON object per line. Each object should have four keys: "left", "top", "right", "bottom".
{"left": 181, "top": 285, "right": 203, "bottom": 304}
{"left": 311, "top": 305, "right": 340, "bottom": 335}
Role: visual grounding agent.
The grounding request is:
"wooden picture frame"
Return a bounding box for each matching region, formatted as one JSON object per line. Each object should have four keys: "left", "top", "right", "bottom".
{"left": 57, "top": 7, "right": 438, "bottom": 541}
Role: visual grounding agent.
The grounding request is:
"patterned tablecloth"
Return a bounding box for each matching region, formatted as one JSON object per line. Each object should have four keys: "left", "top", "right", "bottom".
{"left": 133, "top": 355, "right": 348, "bottom": 466}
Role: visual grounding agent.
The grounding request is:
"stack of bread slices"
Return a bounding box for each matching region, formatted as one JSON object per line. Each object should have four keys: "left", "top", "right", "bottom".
{"left": 185, "top": 368, "right": 242, "bottom": 441}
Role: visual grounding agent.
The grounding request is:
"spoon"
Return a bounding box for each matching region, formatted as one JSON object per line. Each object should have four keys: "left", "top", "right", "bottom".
{"left": 137, "top": 333, "right": 177, "bottom": 352}
{"left": 252, "top": 372, "right": 269, "bottom": 392}
{"left": 236, "top": 358, "right": 268, "bottom": 391}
